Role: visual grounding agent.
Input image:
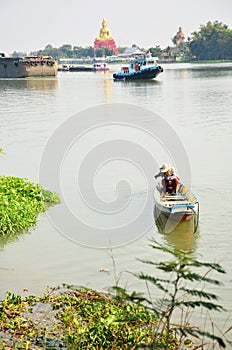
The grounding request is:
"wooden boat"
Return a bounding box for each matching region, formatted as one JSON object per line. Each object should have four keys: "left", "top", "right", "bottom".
{"left": 0, "top": 53, "right": 58, "bottom": 78}
{"left": 113, "top": 53, "right": 163, "bottom": 81}
{"left": 154, "top": 182, "right": 199, "bottom": 230}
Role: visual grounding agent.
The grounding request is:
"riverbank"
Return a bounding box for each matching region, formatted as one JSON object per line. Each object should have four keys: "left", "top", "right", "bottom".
{"left": 158, "top": 59, "right": 232, "bottom": 64}
{"left": 189, "top": 59, "right": 232, "bottom": 64}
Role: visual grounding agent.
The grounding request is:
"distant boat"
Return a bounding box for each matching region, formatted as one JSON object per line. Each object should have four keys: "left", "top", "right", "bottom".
{"left": 69, "top": 65, "right": 93, "bottom": 72}
{"left": 154, "top": 182, "right": 199, "bottom": 231}
{"left": 58, "top": 64, "right": 69, "bottom": 71}
{"left": 92, "top": 63, "right": 109, "bottom": 71}
{"left": 113, "top": 53, "right": 163, "bottom": 80}
{"left": 0, "top": 53, "right": 58, "bottom": 78}
{"left": 69, "top": 63, "right": 109, "bottom": 72}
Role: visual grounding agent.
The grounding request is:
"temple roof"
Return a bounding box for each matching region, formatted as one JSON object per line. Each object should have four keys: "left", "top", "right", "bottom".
{"left": 122, "top": 47, "right": 145, "bottom": 56}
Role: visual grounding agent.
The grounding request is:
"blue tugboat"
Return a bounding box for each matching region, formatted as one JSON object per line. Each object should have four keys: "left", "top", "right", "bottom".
{"left": 113, "top": 53, "right": 163, "bottom": 81}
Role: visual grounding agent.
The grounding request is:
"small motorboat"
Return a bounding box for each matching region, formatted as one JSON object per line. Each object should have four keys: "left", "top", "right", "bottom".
{"left": 92, "top": 63, "right": 109, "bottom": 71}
{"left": 154, "top": 182, "right": 199, "bottom": 231}
{"left": 113, "top": 52, "right": 163, "bottom": 81}
{"left": 58, "top": 64, "right": 69, "bottom": 71}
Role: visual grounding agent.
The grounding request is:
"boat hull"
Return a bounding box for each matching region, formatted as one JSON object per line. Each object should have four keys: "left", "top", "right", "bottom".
{"left": 154, "top": 204, "right": 195, "bottom": 222}
{"left": 153, "top": 183, "right": 199, "bottom": 231}
{"left": 0, "top": 57, "right": 58, "bottom": 78}
{"left": 69, "top": 66, "right": 93, "bottom": 72}
{"left": 113, "top": 66, "right": 163, "bottom": 80}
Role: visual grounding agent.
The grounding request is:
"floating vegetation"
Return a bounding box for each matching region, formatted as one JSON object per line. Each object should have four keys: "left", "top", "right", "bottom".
{"left": 0, "top": 175, "right": 59, "bottom": 246}
{"left": 0, "top": 285, "right": 178, "bottom": 349}
{"left": 0, "top": 242, "right": 231, "bottom": 349}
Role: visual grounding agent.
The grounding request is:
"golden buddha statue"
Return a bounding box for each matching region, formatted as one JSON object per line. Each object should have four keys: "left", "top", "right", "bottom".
{"left": 96, "top": 19, "right": 112, "bottom": 41}
{"left": 175, "top": 26, "right": 186, "bottom": 46}
{"left": 94, "top": 18, "right": 118, "bottom": 55}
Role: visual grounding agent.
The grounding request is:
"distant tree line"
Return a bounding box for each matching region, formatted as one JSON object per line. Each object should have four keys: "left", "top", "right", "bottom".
{"left": 189, "top": 21, "right": 232, "bottom": 60}
{"left": 26, "top": 44, "right": 127, "bottom": 59}
{"left": 10, "top": 21, "right": 232, "bottom": 61}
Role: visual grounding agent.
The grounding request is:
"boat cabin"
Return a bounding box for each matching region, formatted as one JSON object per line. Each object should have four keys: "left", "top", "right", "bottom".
{"left": 121, "top": 55, "right": 159, "bottom": 73}
{"left": 113, "top": 52, "right": 163, "bottom": 80}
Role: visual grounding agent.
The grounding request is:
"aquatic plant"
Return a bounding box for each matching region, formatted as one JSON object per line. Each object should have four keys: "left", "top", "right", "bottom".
{"left": 0, "top": 241, "right": 231, "bottom": 349}
{"left": 0, "top": 175, "right": 59, "bottom": 242}
{"left": 0, "top": 285, "right": 178, "bottom": 349}
{"left": 111, "top": 239, "right": 230, "bottom": 349}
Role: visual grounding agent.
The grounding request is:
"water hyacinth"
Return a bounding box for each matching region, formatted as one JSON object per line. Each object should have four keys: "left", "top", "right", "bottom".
{"left": 0, "top": 175, "right": 59, "bottom": 238}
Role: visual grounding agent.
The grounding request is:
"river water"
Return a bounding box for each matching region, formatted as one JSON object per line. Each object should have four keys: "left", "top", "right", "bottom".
{"left": 0, "top": 63, "right": 232, "bottom": 336}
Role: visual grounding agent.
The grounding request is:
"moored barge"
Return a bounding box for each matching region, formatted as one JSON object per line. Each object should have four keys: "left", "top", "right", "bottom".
{"left": 0, "top": 53, "right": 58, "bottom": 78}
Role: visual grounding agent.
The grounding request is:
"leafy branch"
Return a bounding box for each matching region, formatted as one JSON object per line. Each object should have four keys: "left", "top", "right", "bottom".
{"left": 111, "top": 239, "right": 228, "bottom": 349}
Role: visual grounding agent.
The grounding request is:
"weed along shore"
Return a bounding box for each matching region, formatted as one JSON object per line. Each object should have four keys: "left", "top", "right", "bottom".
{"left": 0, "top": 175, "right": 59, "bottom": 248}
{"left": 0, "top": 241, "right": 229, "bottom": 349}
{"left": 0, "top": 286, "right": 177, "bottom": 349}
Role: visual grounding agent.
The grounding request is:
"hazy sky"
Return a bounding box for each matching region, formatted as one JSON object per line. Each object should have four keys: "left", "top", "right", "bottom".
{"left": 1, "top": 0, "right": 232, "bottom": 54}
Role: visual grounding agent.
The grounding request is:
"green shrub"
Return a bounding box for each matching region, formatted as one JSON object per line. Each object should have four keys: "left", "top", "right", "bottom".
{"left": 111, "top": 240, "right": 228, "bottom": 349}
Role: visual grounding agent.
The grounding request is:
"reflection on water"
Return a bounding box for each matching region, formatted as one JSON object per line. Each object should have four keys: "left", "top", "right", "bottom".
{"left": 154, "top": 207, "right": 199, "bottom": 252}
{"left": 163, "top": 62, "right": 232, "bottom": 80}
{"left": 116, "top": 79, "right": 162, "bottom": 92}
{"left": 0, "top": 77, "right": 58, "bottom": 91}
{"left": 0, "top": 230, "right": 24, "bottom": 251}
{"left": 189, "top": 63, "right": 232, "bottom": 78}
{"left": 103, "top": 78, "right": 112, "bottom": 103}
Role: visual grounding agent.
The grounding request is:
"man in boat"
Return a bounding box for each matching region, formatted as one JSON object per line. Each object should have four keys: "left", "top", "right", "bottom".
{"left": 154, "top": 164, "right": 179, "bottom": 194}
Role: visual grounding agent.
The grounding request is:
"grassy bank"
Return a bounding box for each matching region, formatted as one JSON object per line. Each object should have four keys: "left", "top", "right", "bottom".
{"left": 0, "top": 175, "right": 59, "bottom": 247}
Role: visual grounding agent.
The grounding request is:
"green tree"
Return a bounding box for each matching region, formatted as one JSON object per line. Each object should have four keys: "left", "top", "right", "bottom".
{"left": 11, "top": 51, "right": 27, "bottom": 58}
{"left": 86, "top": 46, "right": 94, "bottom": 57}
{"left": 189, "top": 21, "right": 232, "bottom": 60}
{"left": 148, "top": 45, "right": 162, "bottom": 58}
{"left": 104, "top": 47, "right": 114, "bottom": 56}
{"left": 117, "top": 46, "right": 128, "bottom": 55}
{"left": 42, "top": 44, "right": 59, "bottom": 58}
{"left": 59, "top": 44, "right": 73, "bottom": 58}
{"left": 95, "top": 48, "right": 104, "bottom": 57}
